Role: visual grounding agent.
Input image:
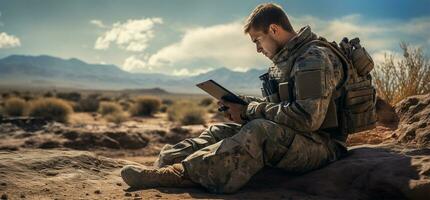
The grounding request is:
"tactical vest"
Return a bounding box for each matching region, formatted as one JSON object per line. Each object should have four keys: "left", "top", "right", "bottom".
{"left": 260, "top": 37, "right": 377, "bottom": 135}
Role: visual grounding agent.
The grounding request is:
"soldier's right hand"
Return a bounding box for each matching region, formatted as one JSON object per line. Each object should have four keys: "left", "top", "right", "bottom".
{"left": 217, "top": 101, "right": 232, "bottom": 120}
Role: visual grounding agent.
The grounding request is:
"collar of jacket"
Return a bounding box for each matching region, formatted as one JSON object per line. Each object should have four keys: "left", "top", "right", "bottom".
{"left": 271, "top": 26, "right": 318, "bottom": 64}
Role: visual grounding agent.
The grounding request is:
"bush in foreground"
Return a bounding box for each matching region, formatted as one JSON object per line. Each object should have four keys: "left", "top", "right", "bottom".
{"left": 78, "top": 94, "right": 100, "bottom": 112}
{"left": 167, "top": 101, "right": 206, "bottom": 125}
{"left": 0, "top": 105, "right": 4, "bottom": 117}
{"left": 199, "top": 97, "right": 214, "bottom": 106}
{"left": 373, "top": 42, "right": 430, "bottom": 105}
{"left": 98, "top": 101, "right": 123, "bottom": 116}
{"left": 105, "top": 112, "right": 128, "bottom": 124}
{"left": 56, "top": 92, "right": 81, "bottom": 102}
{"left": 130, "top": 96, "right": 161, "bottom": 117}
{"left": 28, "top": 98, "right": 73, "bottom": 123}
{"left": 4, "top": 97, "right": 27, "bottom": 117}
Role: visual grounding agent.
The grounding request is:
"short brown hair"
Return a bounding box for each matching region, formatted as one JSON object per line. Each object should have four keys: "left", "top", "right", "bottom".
{"left": 243, "top": 3, "right": 294, "bottom": 34}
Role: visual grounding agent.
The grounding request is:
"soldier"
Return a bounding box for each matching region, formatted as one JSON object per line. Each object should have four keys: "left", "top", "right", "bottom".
{"left": 121, "top": 3, "right": 350, "bottom": 193}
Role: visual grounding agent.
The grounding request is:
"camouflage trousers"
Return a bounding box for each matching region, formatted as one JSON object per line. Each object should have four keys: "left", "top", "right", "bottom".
{"left": 155, "top": 119, "right": 344, "bottom": 193}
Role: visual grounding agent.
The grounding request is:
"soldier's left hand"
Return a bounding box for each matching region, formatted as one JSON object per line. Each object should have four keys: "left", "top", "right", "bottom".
{"left": 219, "top": 100, "right": 247, "bottom": 124}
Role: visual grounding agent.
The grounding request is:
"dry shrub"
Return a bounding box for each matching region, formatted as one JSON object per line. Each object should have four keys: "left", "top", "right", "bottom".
{"left": 98, "top": 96, "right": 112, "bottom": 102}
{"left": 28, "top": 98, "right": 73, "bottom": 123}
{"left": 78, "top": 94, "right": 100, "bottom": 112}
{"left": 162, "top": 99, "right": 174, "bottom": 105}
{"left": 43, "top": 91, "right": 54, "bottom": 98}
{"left": 22, "top": 92, "right": 34, "bottom": 101}
{"left": 4, "top": 97, "right": 27, "bottom": 116}
{"left": 98, "top": 101, "right": 123, "bottom": 116}
{"left": 118, "top": 99, "right": 132, "bottom": 111}
{"left": 160, "top": 104, "right": 168, "bottom": 113}
{"left": 130, "top": 96, "right": 161, "bottom": 117}
{"left": 56, "top": 92, "right": 81, "bottom": 102}
{"left": 105, "top": 112, "right": 128, "bottom": 124}
{"left": 373, "top": 42, "right": 430, "bottom": 105}
{"left": 1, "top": 92, "right": 11, "bottom": 99}
{"left": 199, "top": 97, "right": 214, "bottom": 106}
{"left": 0, "top": 105, "right": 4, "bottom": 117}
{"left": 167, "top": 101, "right": 206, "bottom": 125}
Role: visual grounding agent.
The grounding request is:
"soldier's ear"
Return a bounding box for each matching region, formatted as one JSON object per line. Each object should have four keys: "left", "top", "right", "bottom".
{"left": 268, "top": 24, "right": 279, "bottom": 35}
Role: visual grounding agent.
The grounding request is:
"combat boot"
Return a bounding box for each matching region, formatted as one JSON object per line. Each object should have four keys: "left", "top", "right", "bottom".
{"left": 120, "top": 163, "right": 195, "bottom": 188}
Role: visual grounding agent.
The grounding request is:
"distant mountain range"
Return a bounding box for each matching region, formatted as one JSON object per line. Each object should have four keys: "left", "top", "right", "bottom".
{"left": 0, "top": 55, "right": 266, "bottom": 94}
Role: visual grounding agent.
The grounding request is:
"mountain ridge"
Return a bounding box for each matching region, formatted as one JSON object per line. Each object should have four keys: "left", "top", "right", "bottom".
{"left": 0, "top": 55, "right": 265, "bottom": 94}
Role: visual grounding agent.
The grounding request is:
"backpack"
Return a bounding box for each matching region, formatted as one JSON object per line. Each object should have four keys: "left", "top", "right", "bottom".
{"left": 309, "top": 37, "right": 377, "bottom": 134}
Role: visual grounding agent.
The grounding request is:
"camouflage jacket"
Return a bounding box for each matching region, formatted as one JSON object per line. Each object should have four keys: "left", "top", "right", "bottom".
{"left": 242, "top": 26, "right": 346, "bottom": 144}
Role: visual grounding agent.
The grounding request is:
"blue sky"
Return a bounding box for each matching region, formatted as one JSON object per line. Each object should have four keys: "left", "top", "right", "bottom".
{"left": 0, "top": 0, "right": 429, "bottom": 76}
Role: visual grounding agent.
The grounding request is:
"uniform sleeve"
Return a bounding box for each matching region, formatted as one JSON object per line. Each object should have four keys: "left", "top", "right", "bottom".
{"left": 243, "top": 46, "right": 337, "bottom": 133}
{"left": 238, "top": 95, "right": 266, "bottom": 104}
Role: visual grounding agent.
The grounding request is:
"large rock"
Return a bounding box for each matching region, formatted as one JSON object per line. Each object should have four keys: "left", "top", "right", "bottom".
{"left": 394, "top": 94, "right": 430, "bottom": 146}
{"left": 376, "top": 96, "right": 399, "bottom": 126}
{"left": 273, "top": 145, "right": 430, "bottom": 200}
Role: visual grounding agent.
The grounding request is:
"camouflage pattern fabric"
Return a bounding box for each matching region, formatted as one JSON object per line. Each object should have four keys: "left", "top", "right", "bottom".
{"left": 154, "top": 123, "right": 241, "bottom": 168}
{"left": 155, "top": 26, "right": 347, "bottom": 193}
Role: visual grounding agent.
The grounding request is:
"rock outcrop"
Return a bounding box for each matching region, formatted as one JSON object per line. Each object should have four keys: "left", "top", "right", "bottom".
{"left": 394, "top": 94, "right": 430, "bottom": 146}
{"left": 278, "top": 145, "right": 430, "bottom": 200}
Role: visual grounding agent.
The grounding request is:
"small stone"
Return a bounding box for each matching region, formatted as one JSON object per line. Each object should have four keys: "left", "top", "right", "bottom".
{"left": 124, "top": 192, "right": 132, "bottom": 197}
{"left": 116, "top": 182, "right": 122, "bottom": 186}
{"left": 134, "top": 193, "right": 140, "bottom": 197}
{"left": 1, "top": 193, "right": 7, "bottom": 200}
{"left": 45, "top": 171, "right": 58, "bottom": 176}
{"left": 94, "top": 190, "right": 101, "bottom": 194}
{"left": 90, "top": 168, "right": 100, "bottom": 172}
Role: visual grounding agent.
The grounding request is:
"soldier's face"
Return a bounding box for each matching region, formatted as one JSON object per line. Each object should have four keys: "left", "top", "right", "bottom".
{"left": 248, "top": 27, "right": 281, "bottom": 59}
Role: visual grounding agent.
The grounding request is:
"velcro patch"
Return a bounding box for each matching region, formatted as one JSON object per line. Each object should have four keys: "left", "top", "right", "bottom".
{"left": 295, "top": 70, "right": 324, "bottom": 99}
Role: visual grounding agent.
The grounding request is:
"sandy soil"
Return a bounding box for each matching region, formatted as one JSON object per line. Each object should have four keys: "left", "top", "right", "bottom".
{"left": 0, "top": 109, "right": 428, "bottom": 200}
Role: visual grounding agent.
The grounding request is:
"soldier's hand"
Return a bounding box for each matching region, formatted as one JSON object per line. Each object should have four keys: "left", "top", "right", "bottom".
{"left": 218, "top": 100, "right": 247, "bottom": 124}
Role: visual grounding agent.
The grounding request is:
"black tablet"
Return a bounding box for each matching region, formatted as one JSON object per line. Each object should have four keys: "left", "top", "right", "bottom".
{"left": 196, "top": 80, "right": 248, "bottom": 105}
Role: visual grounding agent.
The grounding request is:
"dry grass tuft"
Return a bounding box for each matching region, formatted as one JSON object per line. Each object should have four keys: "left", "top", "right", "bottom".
{"left": 373, "top": 42, "right": 430, "bottom": 105}
{"left": 98, "top": 101, "right": 123, "bottom": 116}
{"left": 4, "top": 97, "right": 27, "bottom": 117}
{"left": 105, "top": 112, "right": 128, "bottom": 124}
{"left": 28, "top": 98, "right": 73, "bottom": 123}
{"left": 167, "top": 101, "right": 206, "bottom": 125}
{"left": 130, "top": 96, "right": 161, "bottom": 117}
{"left": 77, "top": 94, "right": 100, "bottom": 112}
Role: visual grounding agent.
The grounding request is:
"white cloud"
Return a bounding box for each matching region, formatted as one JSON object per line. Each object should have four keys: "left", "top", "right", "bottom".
{"left": 117, "top": 14, "right": 429, "bottom": 76}
{"left": 291, "top": 14, "right": 396, "bottom": 51}
{"left": 0, "top": 32, "right": 21, "bottom": 48}
{"left": 124, "top": 20, "right": 270, "bottom": 74}
{"left": 372, "top": 50, "right": 402, "bottom": 65}
{"left": 94, "top": 17, "right": 163, "bottom": 52}
{"left": 172, "top": 67, "right": 214, "bottom": 76}
{"left": 291, "top": 14, "right": 430, "bottom": 65}
{"left": 122, "top": 55, "right": 151, "bottom": 72}
{"left": 90, "top": 19, "right": 107, "bottom": 28}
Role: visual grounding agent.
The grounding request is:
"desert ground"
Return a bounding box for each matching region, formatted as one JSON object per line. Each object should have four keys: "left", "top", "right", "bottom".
{"left": 0, "top": 90, "right": 429, "bottom": 200}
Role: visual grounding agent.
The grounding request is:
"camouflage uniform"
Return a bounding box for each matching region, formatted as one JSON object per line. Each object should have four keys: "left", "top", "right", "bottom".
{"left": 155, "top": 26, "right": 348, "bottom": 193}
